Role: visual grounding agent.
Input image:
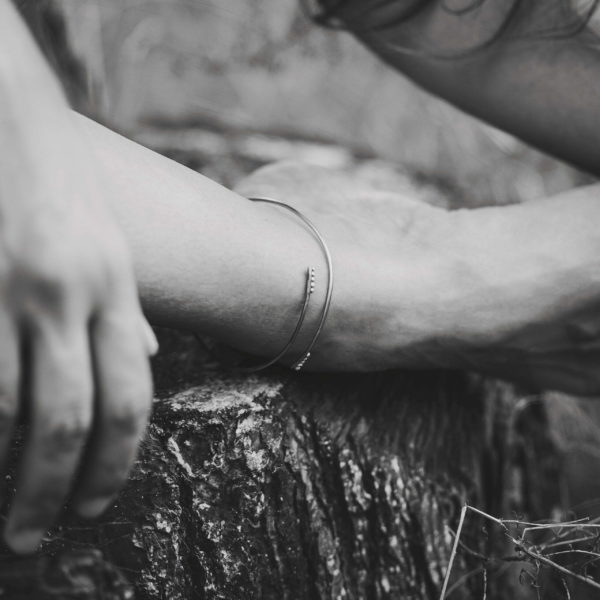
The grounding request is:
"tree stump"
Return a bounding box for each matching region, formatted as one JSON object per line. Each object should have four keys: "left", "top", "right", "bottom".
{"left": 0, "top": 328, "right": 563, "bottom": 599}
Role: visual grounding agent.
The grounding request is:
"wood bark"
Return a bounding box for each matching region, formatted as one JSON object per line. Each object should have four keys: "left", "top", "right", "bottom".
{"left": 0, "top": 329, "right": 564, "bottom": 599}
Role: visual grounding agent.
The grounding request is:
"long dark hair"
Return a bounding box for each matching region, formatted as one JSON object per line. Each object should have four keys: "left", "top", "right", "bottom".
{"left": 304, "top": 0, "right": 600, "bottom": 57}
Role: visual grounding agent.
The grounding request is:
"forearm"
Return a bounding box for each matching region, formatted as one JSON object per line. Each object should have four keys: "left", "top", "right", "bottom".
{"left": 378, "top": 36, "right": 600, "bottom": 175}
{"left": 448, "top": 185, "right": 600, "bottom": 343}
{"left": 74, "top": 114, "right": 450, "bottom": 369}
{"left": 76, "top": 116, "right": 321, "bottom": 358}
{"left": 71, "top": 111, "right": 600, "bottom": 377}
{"left": 437, "top": 185, "right": 600, "bottom": 393}
{"left": 350, "top": 2, "right": 600, "bottom": 175}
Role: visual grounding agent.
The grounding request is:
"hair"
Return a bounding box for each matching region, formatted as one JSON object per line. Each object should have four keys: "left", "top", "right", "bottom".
{"left": 303, "top": 0, "right": 600, "bottom": 58}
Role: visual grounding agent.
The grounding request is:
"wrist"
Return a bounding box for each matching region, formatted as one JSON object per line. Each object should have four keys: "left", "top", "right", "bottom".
{"left": 317, "top": 204, "right": 465, "bottom": 371}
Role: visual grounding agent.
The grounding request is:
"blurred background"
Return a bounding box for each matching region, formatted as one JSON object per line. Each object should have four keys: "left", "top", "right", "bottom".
{"left": 49, "top": 0, "right": 593, "bottom": 205}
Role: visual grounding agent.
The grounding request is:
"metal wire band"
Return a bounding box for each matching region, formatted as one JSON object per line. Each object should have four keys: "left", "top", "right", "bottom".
{"left": 236, "top": 266, "right": 314, "bottom": 372}
{"left": 248, "top": 196, "right": 334, "bottom": 371}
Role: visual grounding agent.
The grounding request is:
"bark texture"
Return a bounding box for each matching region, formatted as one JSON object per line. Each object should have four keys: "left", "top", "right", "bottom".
{"left": 0, "top": 330, "right": 563, "bottom": 599}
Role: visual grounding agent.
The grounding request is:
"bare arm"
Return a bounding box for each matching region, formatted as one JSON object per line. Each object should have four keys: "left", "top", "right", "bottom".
{"left": 343, "top": 0, "right": 600, "bottom": 175}
{"left": 74, "top": 114, "right": 451, "bottom": 370}
{"left": 76, "top": 114, "right": 600, "bottom": 396}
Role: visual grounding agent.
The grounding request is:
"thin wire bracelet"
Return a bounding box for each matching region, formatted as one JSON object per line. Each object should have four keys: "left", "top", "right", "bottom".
{"left": 236, "top": 265, "right": 315, "bottom": 373}
{"left": 248, "top": 196, "right": 334, "bottom": 372}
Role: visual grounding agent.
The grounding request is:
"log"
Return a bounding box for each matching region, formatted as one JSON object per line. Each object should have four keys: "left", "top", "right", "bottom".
{"left": 0, "top": 328, "right": 563, "bottom": 599}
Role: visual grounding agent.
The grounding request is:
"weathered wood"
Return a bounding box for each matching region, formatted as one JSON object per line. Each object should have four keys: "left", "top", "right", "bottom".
{"left": 0, "top": 329, "right": 563, "bottom": 599}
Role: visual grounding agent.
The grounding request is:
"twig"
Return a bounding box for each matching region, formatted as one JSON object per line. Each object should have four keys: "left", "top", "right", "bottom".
{"left": 444, "top": 566, "right": 485, "bottom": 598}
{"left": 446, "top": 527, "right": 490, "bottom": 561}
{"left": 522, "top": 523, "right": 600, "bottom": 539}
{"left": 561, "top": 577, "right": 571, "bottom": 600}
{"left": 439, "top": 504, "right": 468, "bottom": 600}
{"left": 439, "top": 504, "right": 600, "bottom": 598}
{"left": 545, "top": 549, "right": 600, "bottom": 561}
{"left": 482, "top": 567, "right": 487, "bottom": 600}
{"left": 542, "top": 534, "right": 600, "bottom": 550}
{"left": 512, "top": 539, "right": 600, "bottom": 591}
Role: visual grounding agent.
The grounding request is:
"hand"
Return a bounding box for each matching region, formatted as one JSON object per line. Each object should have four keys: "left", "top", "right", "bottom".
{"left": 0, "top": 85, "right": 156, "bottom": 553}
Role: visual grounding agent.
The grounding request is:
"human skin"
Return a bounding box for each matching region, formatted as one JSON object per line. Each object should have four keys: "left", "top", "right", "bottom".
{"left": 236, "top": 161, "right": 600, "bottom": 395}
{"left": 0, "top": 0, "right": 156, "bottom": 554}
{"left": 2, "top": 0, "right": 600, "bottom": 554}
{"left": 78, "top": 116, "right": 600, "bottom": 397}
{"left": 337, "top": 0, "right": 600, "bottom": 175}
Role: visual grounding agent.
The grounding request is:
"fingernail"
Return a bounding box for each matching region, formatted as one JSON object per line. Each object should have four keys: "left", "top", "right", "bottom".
{"left": 4, "top": 527, "right": 45, "bottom": 555}
{"left": 75, "top": 496, "right": 113, "bottom": 519}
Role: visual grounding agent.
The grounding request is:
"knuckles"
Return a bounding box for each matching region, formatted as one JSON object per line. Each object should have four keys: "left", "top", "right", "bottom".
{"left": 105, "top": 398, "right": 152, "bottom": 437}
{"left": 40, "top": 411, "right": 93, "bottom": 461}
{"left": 1, "top": 230, "right": 134, "bottom": 316}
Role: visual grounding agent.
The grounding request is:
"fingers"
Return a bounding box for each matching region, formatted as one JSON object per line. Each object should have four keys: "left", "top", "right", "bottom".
{"left": 2, "top": 301, "right": 154, "bottom": 552}
{"left": 71, "top": 310, "right": 153, "bottom": 518}
{"left": 4, "top": 321, "right": 93, "bottom": 554}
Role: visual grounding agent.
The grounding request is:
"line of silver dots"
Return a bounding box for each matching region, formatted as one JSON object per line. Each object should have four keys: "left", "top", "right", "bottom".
{"left": 294, "top": 268, "right": 316, "bottom": 371}
{"left": 294, "top": 351, "right": 311, "bottom": 371}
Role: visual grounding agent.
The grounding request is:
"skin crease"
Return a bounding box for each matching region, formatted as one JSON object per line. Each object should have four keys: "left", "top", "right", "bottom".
{"left": 1, "top": 0, "right": 600, "bottom": 554}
